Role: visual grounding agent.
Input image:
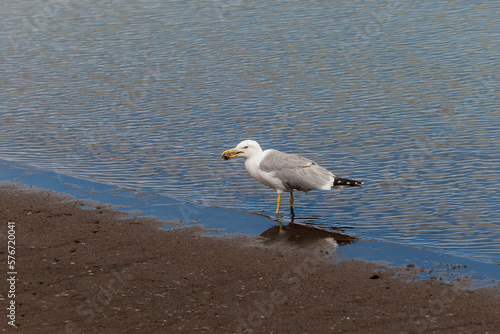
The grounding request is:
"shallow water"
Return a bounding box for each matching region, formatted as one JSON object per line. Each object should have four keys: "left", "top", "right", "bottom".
{"left": 1, "top": 0, "right": 499, "bottom": 264}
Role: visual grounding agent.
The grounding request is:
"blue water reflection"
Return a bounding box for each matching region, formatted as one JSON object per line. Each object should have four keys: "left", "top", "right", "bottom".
{"left": 0, "top": 0, "right": 499, "bottom": 264}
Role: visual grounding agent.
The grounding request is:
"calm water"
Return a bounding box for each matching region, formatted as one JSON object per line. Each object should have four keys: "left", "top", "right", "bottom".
{"left": 1, "top": 0, "right": 499, "bottom": 264}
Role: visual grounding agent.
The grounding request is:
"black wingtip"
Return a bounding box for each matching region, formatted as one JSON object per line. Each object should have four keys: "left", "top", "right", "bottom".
{"left": 334, "top": 177, "right": 363, "bottom": 187}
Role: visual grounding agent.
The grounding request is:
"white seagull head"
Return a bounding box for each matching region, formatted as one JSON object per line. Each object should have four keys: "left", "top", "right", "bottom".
{"left": 221, "top": 140, "right": 262, "bottom": 160}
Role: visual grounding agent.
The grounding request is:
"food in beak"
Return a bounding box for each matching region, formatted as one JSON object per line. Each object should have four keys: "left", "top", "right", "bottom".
{"left": 221, "top": 150, "right": 241, "bottom": 160}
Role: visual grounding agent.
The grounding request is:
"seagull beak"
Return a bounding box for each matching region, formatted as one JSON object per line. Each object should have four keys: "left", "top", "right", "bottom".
{"left": 221, "top": 148, "right": 243, "bottom": 161}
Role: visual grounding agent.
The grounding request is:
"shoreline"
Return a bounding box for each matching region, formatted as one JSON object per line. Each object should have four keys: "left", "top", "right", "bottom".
{"left": 1, "top": 182, "right": 499, "bottom": 333}
{"left": 2, "top": 159, "right": 500, "bottom": 277}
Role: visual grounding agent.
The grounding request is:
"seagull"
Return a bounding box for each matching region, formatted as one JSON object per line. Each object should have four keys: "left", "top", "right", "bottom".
{"left": 221, "top": 140, "right": 362, "bottom": 227}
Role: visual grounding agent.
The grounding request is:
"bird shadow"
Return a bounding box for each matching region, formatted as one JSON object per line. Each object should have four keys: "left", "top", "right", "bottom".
{"left": 259, "top": 219, "right": 356, "bottom": 253}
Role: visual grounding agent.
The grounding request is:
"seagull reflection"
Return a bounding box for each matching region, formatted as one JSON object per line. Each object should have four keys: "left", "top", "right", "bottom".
{"left": 260, "top": 218, "right": 355, "bottom": 253}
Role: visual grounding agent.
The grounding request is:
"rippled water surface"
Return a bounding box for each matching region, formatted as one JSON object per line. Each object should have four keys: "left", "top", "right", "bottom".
{"left": 1, "top": 0, "right": 499, "bottom": 264}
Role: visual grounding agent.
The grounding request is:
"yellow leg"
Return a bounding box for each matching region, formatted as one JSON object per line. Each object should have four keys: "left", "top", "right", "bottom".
{"left": 275, "top": 193, "right": 281, "bottom": 215}
{"left": 290, "top": 192, "right": 295, "bottom": 216}
{"left": 276, "top": 193, "right": 283, "bottom": 229}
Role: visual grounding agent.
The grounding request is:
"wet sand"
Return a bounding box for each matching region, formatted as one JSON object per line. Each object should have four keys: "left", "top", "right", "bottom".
{"left": 1, "top": 182, "right": 499, "bottom": 333}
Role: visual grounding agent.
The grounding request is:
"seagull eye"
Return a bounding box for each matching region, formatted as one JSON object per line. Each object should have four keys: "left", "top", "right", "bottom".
{"left": 243, "top": 146, "right": 248, "bottom": 149}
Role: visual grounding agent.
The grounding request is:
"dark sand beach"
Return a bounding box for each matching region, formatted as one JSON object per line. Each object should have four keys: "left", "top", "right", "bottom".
{"left": 1, "top": 182, "right": 499, "bottom": 333}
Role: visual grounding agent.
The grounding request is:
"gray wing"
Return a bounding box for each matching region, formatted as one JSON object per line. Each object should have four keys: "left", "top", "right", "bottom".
{"left": 260, "top": 150, "right": 333, "bottom": 192}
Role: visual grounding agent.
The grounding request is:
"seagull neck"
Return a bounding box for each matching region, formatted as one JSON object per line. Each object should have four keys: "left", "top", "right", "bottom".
{"left": 243, "top": 150, "right": 264, "bottom": 171}
{"left": 244, "top": 156, "right": 261, "bottom": 179}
